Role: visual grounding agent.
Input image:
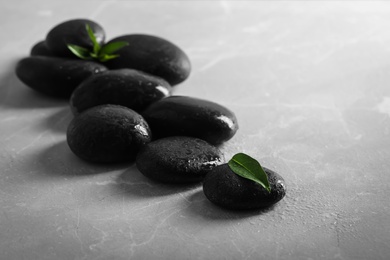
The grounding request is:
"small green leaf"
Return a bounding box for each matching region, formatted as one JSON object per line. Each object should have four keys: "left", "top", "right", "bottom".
{"left": 228, "top": 153, "right": 271, "bottom": 193}
{"left": 86, "top": 23, "right": 101, "bottom": 54}
{"left": 99, "top": 41, "right": 129, "bottom": 55}
{"left": 67, "top": 44, "right": 92, "bottom": 60}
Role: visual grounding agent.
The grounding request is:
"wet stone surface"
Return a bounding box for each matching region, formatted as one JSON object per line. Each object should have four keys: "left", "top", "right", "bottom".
{"left": 67, "top": 105, "right": 151, "bottom": 163}
{"left": 105, "top": 34, "right": 191, "bottom": 86}
{"left": 15, "top": 56, "right": 107, "bottom": 98}
{"left": 142, "top": 96, "right": 239, "bottom": 145}
{"left": 136, "top": 136, "right": 224, "bottom": 183}
{"left": 70, "top": 69, "right": 172, "bottom": 115}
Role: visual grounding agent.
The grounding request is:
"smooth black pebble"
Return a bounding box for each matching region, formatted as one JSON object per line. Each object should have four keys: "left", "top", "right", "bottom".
{"left": 136, "top": 136, "right": 224, "bottom": 183}
{"left": 15, "top": 56, "right": 107, "bottom": 98}
{"left": 70, "top": 69, "right": 172, "bottom": 115}
{"left": 142, "top": 96, "right": 238, "bottom": 145}
{"left": 203, "top": 164, "right": 286, "bottom": 210}
{"left": 105, "top": 34, "right": 191, "bottom": 86}
{"left": 46, "top": 18, "right": 105, "bottom": 58}
{"left": 67, "top": 105, "right": 151, "bottom": 163}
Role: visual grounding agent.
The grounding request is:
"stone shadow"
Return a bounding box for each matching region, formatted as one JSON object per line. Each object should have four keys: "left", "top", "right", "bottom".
{"left": 44, "top": 106, "right": 73, "bottom": 133}
{"left": 113, "top": 166, "right": 202, "bottom": 198}
{"left": 29, "top": 140, "right": 132, "bottom": 179}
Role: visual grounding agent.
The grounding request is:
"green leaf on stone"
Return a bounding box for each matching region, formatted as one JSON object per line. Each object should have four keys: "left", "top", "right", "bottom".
{"left": 86, "top": 23, "right": 101, "bottom": 54}
{"left": 100, "top": 41, "right": 129, "bottom": 55}
{"left": 228, "top": 153, "right": 271, "bottom": 193}
{"left": 68, "top": 23, "right": 127, "bottom": 62}
{"left": 67, "top": 44, "right": 91, "bottom": 60}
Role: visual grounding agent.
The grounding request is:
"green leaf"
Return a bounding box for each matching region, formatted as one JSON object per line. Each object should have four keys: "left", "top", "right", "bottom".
{"left": 99, "top": 41, "right": 129, "bottom": 55}
{"left": 86, "top": 23, "right": 101, "bottom": 54}
{"left": 228, "top": 153, "right": 271, "bottom": 193}
{"left": 67, "top": 44, "right": 92, "bottom": 60}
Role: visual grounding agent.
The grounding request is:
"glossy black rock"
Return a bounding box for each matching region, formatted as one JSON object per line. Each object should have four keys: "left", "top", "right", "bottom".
{"left": 15, "top": 56, "right": 107, "bottom": 98}
{"left": 142, "top": 96, "right": 238, "bottom": 145}
{"left": 67, "top": 105, "right": 151, "bottom": 163}
{"left": 46, "top": 19, "right": 105, "bottom": 58}
{"left": 105, "top": 34, "right": 191, "bottom": 86}
{"left": 30, "top": 40, "right": 55, "bottom": 57}
{"left": 70, "top": 69, "right": 172, "bottom": 115}
{"left": 136, "top": 136, "right": 223, "bottom": 183}
{"left": 203, "top": 164, "right": 286, "bottom": 210}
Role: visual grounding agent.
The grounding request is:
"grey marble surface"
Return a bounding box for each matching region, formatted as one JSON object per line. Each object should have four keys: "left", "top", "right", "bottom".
{"left": 1, "top": 1, "right": 390, "bottom": 259}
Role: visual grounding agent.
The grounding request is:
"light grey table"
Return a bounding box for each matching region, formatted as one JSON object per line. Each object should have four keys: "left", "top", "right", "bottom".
{"left": 1, "top": 1, "right": 390, "bottom": 259}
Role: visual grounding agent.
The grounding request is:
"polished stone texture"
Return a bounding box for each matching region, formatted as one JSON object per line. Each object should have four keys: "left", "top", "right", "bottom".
{"left": 1, "top": 1, "right": 390, "bottom": 259}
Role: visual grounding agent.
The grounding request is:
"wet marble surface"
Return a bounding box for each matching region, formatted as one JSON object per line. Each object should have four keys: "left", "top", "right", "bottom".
{"left": 1, "top": 1, "right": 390, "bottom": 259}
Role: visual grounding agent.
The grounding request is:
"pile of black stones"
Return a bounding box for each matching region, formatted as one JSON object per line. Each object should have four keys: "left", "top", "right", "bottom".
{"left": 15, "top": 19, "right": 286, "bottom": 210}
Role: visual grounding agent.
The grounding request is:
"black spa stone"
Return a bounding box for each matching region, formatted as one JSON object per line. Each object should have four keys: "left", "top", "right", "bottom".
{"left": 105, "top": 34, "right": 191, "bottom": 86}
{"left": 141, "top": 96, "right": 239, "bottom": 145}
{"left": 136, "top": 136, "right": 224, "bottom": 183}
{"left": 67, "top": 105, "right": 151, "bottom": 163}
{"left": 15, "top": 56, "right": 107, "bottom": 98}
{"left": 203, "top": 164, "right": 286, "bottom": 210}
{"left": 70, "top": 69, "right": 172, "bottom": 115}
